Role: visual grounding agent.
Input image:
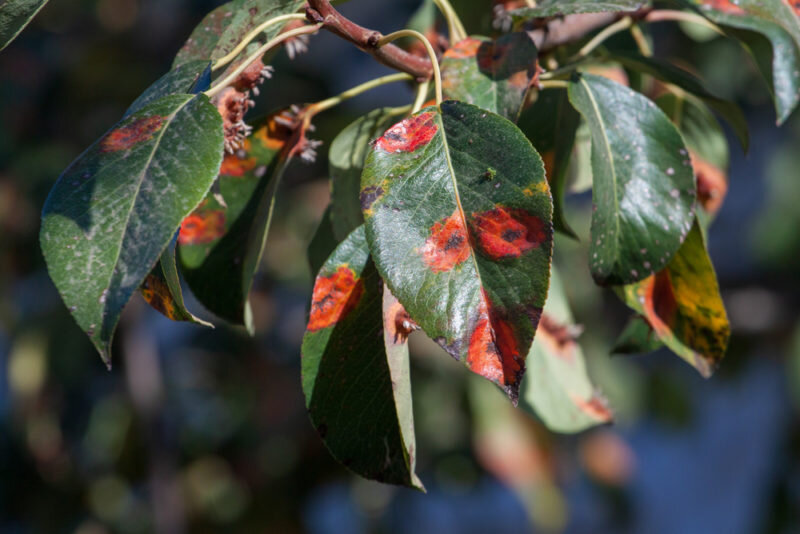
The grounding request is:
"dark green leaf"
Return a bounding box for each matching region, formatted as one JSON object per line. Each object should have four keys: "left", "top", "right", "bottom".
{"left": 307, "top": 206, "right": 339, "bottom": 279}
{"left": 520, "top": 266, "right": 612, "bottom": 433}
{"left": 610, "top": 51, "right": 749, "bottom": 150}
{"left": 178, "top": 110, "right": 293, "bottom": 330}
{"left": 329, "top": 108, "right": 406, "bottom": 240}
{"left": 125, "top": 60, "right": 212, "bottom": 118}
{"left": 302, "top": 226, "right": 423, "bottom": 489}
{"left": 511, "top": 0, "right": 647, "bottom": 21}
{"left": 612, "top": 315, "right": 664, "bottom": 354}
{"left": 440, "top": 33, "right": 538, "bottom": 121}
{"left": 40, "top": 94, "right": 224, "bottom": 364}
{"left": 0, "top": 0, "right": 48, "bottom": 51}
{"left": 567, "top": 73, "right": 696, "bottom": 286}
{"left": 361, "top": 101, "right": 553, "bottom": 403}
{"left": 519, "top": 89, "right": 581, "bottom": 238}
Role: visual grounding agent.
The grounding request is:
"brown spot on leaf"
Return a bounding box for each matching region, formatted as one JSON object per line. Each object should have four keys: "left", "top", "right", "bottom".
{"left": 418, "top": 210, "right": 471, "bottom": 273}
{"left": 219, "top": 139, "right": 257, "bottom": 176}
{"left": 384, "top": 296, "right": 418, "bottom": 344}
{"left": 642, "top": 270, "right": 679, "bottom": 336}
{"left": 470, "top": 207, "right": 547, "bottom": 260}
{"left": 375, "top": 112, "right": 438, "bottom": 154}
{"left": 569, "top": 392, "right": 613, "bottom": 422}
{"left": 178, "top": 209, "right": 226, "bottom": 245}
{"left": 359, "top": 185, "right": 384, "bottom": 213}
{"left": 691, "top": 151, "right": 727, "bottom": 215}
{"left": 307, "top": 265, "right": 364, "bottom": 332}
{"left": 140, "top": 273, "right": 179, "bottom": 319}
{"left": 536, "top": 313, "right": 583, "bottom": 363}
{"left": 101, "top": 116, "right": 164, "bottom": 152}
{"left": 443, "top": 37, "right": 482, "bottom": 59}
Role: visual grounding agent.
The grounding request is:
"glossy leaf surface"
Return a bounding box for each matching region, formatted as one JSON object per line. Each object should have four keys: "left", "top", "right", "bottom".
{"left": 567, "top": 74, "right": 696, "bottom": 286}
{"left": 361, "top": 101, "right": 553, "bottom": 403}
{"left": 521, "top": 267, "right": 612, "bottom": 433}
{"left": 41, "top": 94, "right": 224, "bottom": 364}
{"left": 124, "top": 60, "right": 212, "bottom": 118}
{"left": 0, "top": 0, "right": 48, "bottom": 51}
{"left": 302, "top": 226, "right": 422, "bottom": 489}
{"left": 440, "top": 33, "right": 538, "bottom": 121}
{"left": 511, "top": 0, "right": 647, "bottom": 20}
{"left": 329, "top": 108, "right": 404, "bottom": 240}
{"left": 178, "top": 111, "right": 293, "bottom": 329}
{"left": 618, "top": 222, "right": 730, "bottom": 376}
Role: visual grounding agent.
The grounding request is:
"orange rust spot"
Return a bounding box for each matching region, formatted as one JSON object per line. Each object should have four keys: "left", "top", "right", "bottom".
{"left": 700, "top": 0, "right": 746, "bottom": 14}
{"left": 477, "top": 41, "right": 512, "bottom": 72}
{"left": 252, "top": 112, "right": 294, "bottom": 151}
{"left": 141, "top": 273, "right": 179, "bottom": 319}
{"left": 307, "top": 266, "right": 364, "bottom": 332}
{"left": 470, "top": 207, "right": 546, "bottom": 260}
{"left": 787, "top": 0, "right": 800, "bottom": 15}
{"left": 536, "top": 313, "right": 582, "bottom": 363}
{"left": 384, "top": 297, "right": 418, "bottom": 344}
{"left": 642, "top": 270, "right": 678, "bottom": 336}
{"left": 444, "top": 37, "right": 482, "bottom": 59}
{"left": 101, "top": 116, "right": 164, "bottom": 152}
{"left": 375, "top": 112, "right": 438, "bottom": 154}
{"left": 691, "top": 151, "right": 727, "bottom": 215}
{"left": 507, "top": 70, "right": 530, "bottom": 90}
{"left": 178, "top": 210, "right": 226, "bottom": 245}
{"left": 219, "top": 139, "right": 257, "bottom": 176}
{"left": 418, "top": 210, "right": 471, "bottom": 273}
{"left": 569, "top": 393, "right": 613, "bottom": 422}
{"left": 467, "top": 291, "right": 523, "bottom": 389}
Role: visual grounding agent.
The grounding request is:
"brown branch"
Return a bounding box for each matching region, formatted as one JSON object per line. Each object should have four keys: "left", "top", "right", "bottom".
{"left": 306, "top": 0, "right": 433, "bottom": 81}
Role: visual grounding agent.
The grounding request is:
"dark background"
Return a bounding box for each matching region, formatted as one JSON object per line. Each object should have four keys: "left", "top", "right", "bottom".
{"left": 2, "top": 1, "right": 800, "bottom": 533}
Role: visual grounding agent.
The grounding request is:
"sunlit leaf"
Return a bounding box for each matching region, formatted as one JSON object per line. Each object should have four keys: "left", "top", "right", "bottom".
{"left": 329, "top": 108, "right": 406, "bottom": 240}
{"left": 618, "top": 221, "right": 730, "bottom": 376}
{"left": 0, "top": 0, "right": 48, "bottom": 51}
{"left": 40, "top": 94, "right": 224, "bottom": 365}
{"left": 567, "top": 73, "right": 696, "bottom": 286}
{"left": 510, "top": 0, "right": 647, "bottom": 20}
{"left": 301, "top": 226, "right": 423, "bottom": 489}
{"left": 361, "top": 101, "right": 553, "bottom": 403}
{"left": 178, "top": 110, "right": 294, "bottom": 330}
{"left": 520, "top": 266, "right": 612, "bottom": 433}
{"left": 441, "top": 33, "right": 538, "bottom": 121}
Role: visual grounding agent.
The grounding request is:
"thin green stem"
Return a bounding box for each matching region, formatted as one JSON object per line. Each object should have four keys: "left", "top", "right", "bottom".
{"left": 205, "top": 23, "right": 322, "bottom": 99}
{"left": 412, "top": 80, "right": 430, "bottom": 113}
{"left": 629, "top": 23, "right": 653, "bottom": 57}
{"left": 307, "top": 72, "right": 413, "bottom": 115}
{"left": 378, "top": 30, "right": 442, "bottom": 105}
{"left": 573, "top": 16, "right": 633, "bottom": 60}
{"left": 212, "top": 13, "right": 308, "bottom": 71}
{"left": 432, "top": 0, "right": 467, "bottom": 43}
{"left": 539, "top": 80, "right": 570, "bottom": 90}
{"left": 645, "top": 10, "right": 724, "bottom": 35}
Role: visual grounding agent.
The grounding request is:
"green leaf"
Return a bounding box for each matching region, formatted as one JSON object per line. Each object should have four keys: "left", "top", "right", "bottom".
{"left": 0, "top": 0, "right": 48, "bottom": 51}
{"left": 140, "top": 237, "right": 213, "bottom": 327}
{"left": 301, "top": 226, "right": 423, "bottom": 489}
{"left": 610, "top": 51, "right": 749, "bottom": 151}
{"left": 329, "top": 108, "right": 406, "bottom": 241}
{"left": 510, "top": 0, "right": 647, "bottom": 20}
{"left": 40, "top": 94, "right": 224, "bottom": 365}
{"left": 519, "top": 89, "right": 581, "bottom": 238}
{"left": 617, "top": 221, "right": 730, "bottom": 377}
{"left": 520, "top": 266, "right": 612, "bottom": 433}
{"left": 173, "top": 0, "right": 306, "bottom": 67}
{"left": 692, "top": 1, "right": 800, "bottom": 123}
{"left": 178, "top": 110, "right": 293, "bottom": 330}
{"left": 567, "top": 73, "right": 696, "bottom": 286}
{"left": 612, "top": 315, "right": 664, "bottom": 354}
{"left": 440, "top": 33, "right": 538, "bottom": 121}
{"left": 361, "top": 101, "right": 553, "bottom": 403}
{"left": 125, "top": 61, "right": 212, "bottom": 118}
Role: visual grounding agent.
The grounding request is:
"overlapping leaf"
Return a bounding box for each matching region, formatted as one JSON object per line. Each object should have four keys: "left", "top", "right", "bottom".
{"left": 510, "top": 0, "right": 647, "bottom": 21}
{"left": 40, "top": 94, "right": 224, "bottom": 364}
{"left": 178, "top": 111, "right": 294, "bottom": 330}
{"left": 301, "top": 226, "right": 423, "bottom": 489}
{"left": 520, "top": 266, "right": 612, "bottom": 433}
{"left": 0, "top": 0, "right": 48, "bottom": 51}
{"left": 124, "top": 60, "right": 212, "bottom": 118}
{"left": 567, "top": 73, "right": 696, "bottom": 286}
{"left": 440, "top": 33, "right": 538, "bottom": 121}
{"left": 617, "top": 222, "right": 730, "bottom": 376}
{"left": 519, "top": 89, "right": 581, "bottom": 238}
{"left": 692, "top": 0, "right": 800, "bottom": 123}
{"left": 361, "top": 101, "right": 553, "bottom": 403}
{"left": 329, "top": 108, "right": 406, "bottom": 240}
{"left": 612, "top": 315, "right": 664, "bottom": 354}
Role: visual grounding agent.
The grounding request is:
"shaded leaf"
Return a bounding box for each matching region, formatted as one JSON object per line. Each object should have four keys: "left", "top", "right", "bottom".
{"left": 519, "top": 88, "right": 581, "bottom": 238}
{"left": 520, "top": 266, "right": 612, "bottom": 433}
{"left": 178, "top": 110, "right": 294, "bottom": 330}
{"left": 618, "top": 221, "right": 730, "bottom": 376}
{"left": 125, "top": 60, "right": 212, "bottom": 118}
{"left": 361, "top": 101, "right": 553, "bottom": 403}
{"left": 692, "top": 0, "right": 800, "bottom": 123}
{"left": 307, "top": 206, "right": 339, "bottom": 279}
{"left": 40, "top": 94, "right": 224, "bottom": 364}
{"left": 610, "top": 51, "right": 749, "bottom": 150}
{"left": 301, "top": 226, "right": 423, "bottom": 489}
{"left": 567, "top": 73, "right": 696, "bottom": 286}
{"left": 510, "top": 0, "right": 647, "bottom": 20}
{"left": 441, "top": 33, "right": 538, "bottom": 121}
{"left": 0, "top": 0, "right": 48, "bottom": 51}
{"left": 612, "top": 315, "right": 664, "bottom": 354}
{"left": 329, "top": 108, "right": 405, "bottom": 240}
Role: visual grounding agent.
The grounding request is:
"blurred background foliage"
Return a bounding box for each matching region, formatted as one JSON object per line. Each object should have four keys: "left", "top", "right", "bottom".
{"left": 1, "top": 0, "right": 800, "bottom": 533}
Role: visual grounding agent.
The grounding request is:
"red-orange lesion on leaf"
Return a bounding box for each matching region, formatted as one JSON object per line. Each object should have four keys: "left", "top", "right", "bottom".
{"left": 691, "top": 151, "right": 728, "bottom": 215}
{"left": 443, "top": 37, "right": 482, "bottom": 59}
{"left": 786, "top": 0, "right": 800, "bottom": 15}
{"left": 307, "top": 265, "right": 364, "bottom": 332}
{"left": 699, "top": 0, "right": 746, "bottom": 14}
{"left": 569, "top": 393, "right": 614, "bottom": 422}
{"left": 140, "top": 273, "right": 180, "bottom": 320}
{"left": 384, "top": 296, "right": 419, "bottom": 344}
{"left": 536, "top": 313, "right": 584, "bottom": 364}
{"left": 253, "top": 111, "right": 295, "bottom": 151}
{"left": 470, "top": 207, "right": 547, "bottom": 260}
{"left": 178, "top": 209, "right": 226, "bottom": 245}
{"left": 219, "top": 139, "right": 257, "bottom": 176}
{"left": 477, "top": 41, "right": 513, "bottom": 72}
{"left": 642, "top": 270, "right": 678, "bottom": 336}
{"left": 101, "top": 116, "right": 164, "bottom": 152}
{"left": 375, "top": 112, "right": 438, "bottom": 154}
{"left": 418, "top": 210, "right": 471, "bottom": 273}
